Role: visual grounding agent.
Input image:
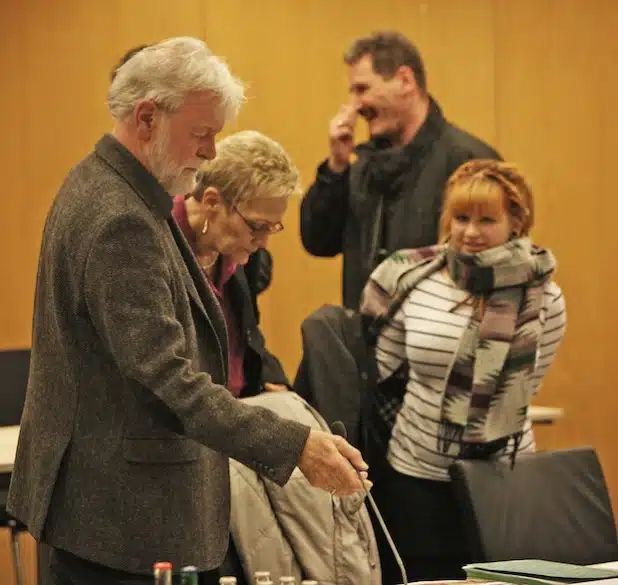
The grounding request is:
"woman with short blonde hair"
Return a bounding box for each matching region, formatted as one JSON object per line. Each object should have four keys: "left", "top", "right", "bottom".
{"left": 172, "top": 130, "right": 300, "bottom": 398}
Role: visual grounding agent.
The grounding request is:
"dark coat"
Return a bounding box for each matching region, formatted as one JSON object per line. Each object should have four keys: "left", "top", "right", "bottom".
{"left": 227, "top": 266, "right": 290, "bottom": 397}
{"left": 301, "top": 99, "right": 500, "bottom": 309}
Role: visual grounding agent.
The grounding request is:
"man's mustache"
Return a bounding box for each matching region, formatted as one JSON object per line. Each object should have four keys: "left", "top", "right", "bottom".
{"left": 359, "top": 107, "right": 377, "bottom": 120}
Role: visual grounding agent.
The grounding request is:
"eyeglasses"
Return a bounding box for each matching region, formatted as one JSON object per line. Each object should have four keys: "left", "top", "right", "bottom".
{"left": 233, "top": 206, "right": 284, "bottom": 236}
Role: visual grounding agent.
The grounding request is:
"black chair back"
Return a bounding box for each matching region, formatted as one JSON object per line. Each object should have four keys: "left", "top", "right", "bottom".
{"left": 450, "top": 447, "right": 618, "bottom": 565}
{"left": 0, "top": 349, "right": 30, "bottom": 427}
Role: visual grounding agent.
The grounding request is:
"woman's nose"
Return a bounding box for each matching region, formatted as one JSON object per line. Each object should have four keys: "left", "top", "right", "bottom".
{"left": 464, "top": 221, "right": 480, "bottom": 238}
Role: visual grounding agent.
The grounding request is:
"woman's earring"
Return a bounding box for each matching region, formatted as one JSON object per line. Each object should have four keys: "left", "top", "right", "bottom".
{"left": 201, "top": 219, "right": 209, "bottom": 235}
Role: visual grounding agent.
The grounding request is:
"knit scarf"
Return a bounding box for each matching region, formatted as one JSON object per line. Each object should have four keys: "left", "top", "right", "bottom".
{"left": 360, "top": 238, "right": 556, "bottom": 455}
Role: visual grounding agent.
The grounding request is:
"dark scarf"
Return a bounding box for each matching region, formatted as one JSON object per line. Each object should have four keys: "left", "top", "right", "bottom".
{"left": 360, "top": 238, "right": 556, "bottom": 456}
{"left": 354, "top": 97, "right": 446, "bottom": 199}
{"left": 350, "top": 98, "right": 447, "bottom": 279}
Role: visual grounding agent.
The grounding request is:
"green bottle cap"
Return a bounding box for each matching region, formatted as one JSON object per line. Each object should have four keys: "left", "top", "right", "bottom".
{"left": 180, "top": 565, "right": 199, "bottom": 585}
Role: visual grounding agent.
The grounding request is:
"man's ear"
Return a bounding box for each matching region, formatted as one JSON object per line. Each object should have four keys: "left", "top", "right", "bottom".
{"left": 135, "top": 100, "right": 157, "bottom": 140}
{"left": 395, "top": 65, "right": 418, "bottom": 94}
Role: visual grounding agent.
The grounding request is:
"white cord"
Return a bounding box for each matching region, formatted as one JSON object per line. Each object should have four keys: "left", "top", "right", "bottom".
{"left": 331, "top": 421, "right": 409, "bottom": 585}
{"left": 361, "top": 475, "right": 408, "bottom": 585}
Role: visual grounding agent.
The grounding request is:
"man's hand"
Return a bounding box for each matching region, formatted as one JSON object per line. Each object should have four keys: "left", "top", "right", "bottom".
{"left": 297, "top": 429, "right": 370, "bottom": 496}
{"left": 328, "top": 104, "right": 358, "bottom": 173}
{"left": 263, "top": 383, "right": 288, "bottom": 392}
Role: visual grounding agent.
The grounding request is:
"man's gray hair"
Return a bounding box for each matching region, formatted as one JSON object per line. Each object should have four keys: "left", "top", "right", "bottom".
{"left": 107, "top": 37, "right": 245, "bottom": 122}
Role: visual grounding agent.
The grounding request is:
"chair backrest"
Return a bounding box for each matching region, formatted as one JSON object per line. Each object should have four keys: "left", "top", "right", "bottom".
{"left": 0, "top": 349, "right": 30, "bottom": 531}
{"left": 0, "top": 348, "right": 30, "bottom": 427}
{"left": 449, "top": 447, "right": 618, "bottom": 566}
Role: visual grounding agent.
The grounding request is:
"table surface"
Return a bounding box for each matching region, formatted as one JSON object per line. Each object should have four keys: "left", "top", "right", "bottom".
{"left": 0, "top": 405, "right": 565, "bottom": 474}
{"left": 0, "top": 425, "right": 19, "bottom": 474}
{"left": 528, "top": 405, "right": 565, "bottom": 423}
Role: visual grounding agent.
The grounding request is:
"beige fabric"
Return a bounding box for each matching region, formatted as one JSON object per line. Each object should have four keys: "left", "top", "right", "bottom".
{"left": 229, "top": 392, "right": 382, "bottom": 585}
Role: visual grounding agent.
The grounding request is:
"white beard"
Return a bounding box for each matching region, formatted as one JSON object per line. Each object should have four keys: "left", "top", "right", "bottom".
{"left": 145, "top": 118, "right": 199, "bottom": 196}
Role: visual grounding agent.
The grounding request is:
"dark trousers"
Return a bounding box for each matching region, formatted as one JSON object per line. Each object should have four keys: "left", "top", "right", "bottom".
{"left": 369, "top": 463, "right": 472, "bottom": 585}
{"left": 47, "top": 547, "right": 220, "bottom": 585}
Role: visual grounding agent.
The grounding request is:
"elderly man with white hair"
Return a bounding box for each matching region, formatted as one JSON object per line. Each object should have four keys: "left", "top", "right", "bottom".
{"left": 7, "top": 37, "right": 369, "bottom": 585}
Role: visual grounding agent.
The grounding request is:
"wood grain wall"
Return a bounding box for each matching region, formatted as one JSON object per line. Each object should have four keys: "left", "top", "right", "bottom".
{"left": 1, "top": 1, "right": 617, "bottom": 581}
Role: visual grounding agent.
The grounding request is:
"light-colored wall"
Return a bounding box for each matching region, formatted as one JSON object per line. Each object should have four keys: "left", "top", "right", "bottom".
{"left": 1, "top": 2, "right": 617, "bottom": 582}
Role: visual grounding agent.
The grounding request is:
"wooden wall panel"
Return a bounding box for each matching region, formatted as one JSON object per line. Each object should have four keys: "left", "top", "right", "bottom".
{"left": 201, "top": 0, "right": 496, "bottom": 376}
{"left": 1, "top": 2, "right": 618, "bottom": 580}
{"left": 0, "top": 2, "right": 207, "bottom": 580}
{"left": 0, "top": 0, "right": 205, "bottom": 348}
{"left": 494, "top": 0, "right": 618, "bottom": 501}
{"left": 0, "top": 0, "right": 497, "bottom": 374}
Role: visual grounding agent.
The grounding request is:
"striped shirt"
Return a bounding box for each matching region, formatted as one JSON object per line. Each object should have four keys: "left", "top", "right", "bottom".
{"left": 375, "top": 271, "right": 567, "bottom": 482}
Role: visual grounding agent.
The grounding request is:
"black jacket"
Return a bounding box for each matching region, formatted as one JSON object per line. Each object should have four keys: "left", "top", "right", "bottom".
{"left": 300, "top": 99, "right": 500, "bottom": 309}
{"left": 293, "top": 305, "right": 372, "bottom": 448}
{"left": 228, "top": 266, "right": 290, "bottom": 397}
{"left": 293, "top": 304, "right": 403, "bottom": 471}
{"left": 243, "top": 248, "right": 273, "bottom": 321}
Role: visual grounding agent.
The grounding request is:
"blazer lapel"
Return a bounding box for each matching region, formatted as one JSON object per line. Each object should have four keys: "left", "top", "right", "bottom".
{"left": 166, "top": 219, "right": 229, "bottom": 382}
{"left": 94, "top": 135, "right": 230, "bottom": 382}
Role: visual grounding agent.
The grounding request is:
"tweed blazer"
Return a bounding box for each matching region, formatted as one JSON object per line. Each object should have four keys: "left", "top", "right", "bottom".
{"left": 7, "top": 135, "right": 310, "bottom": 574}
